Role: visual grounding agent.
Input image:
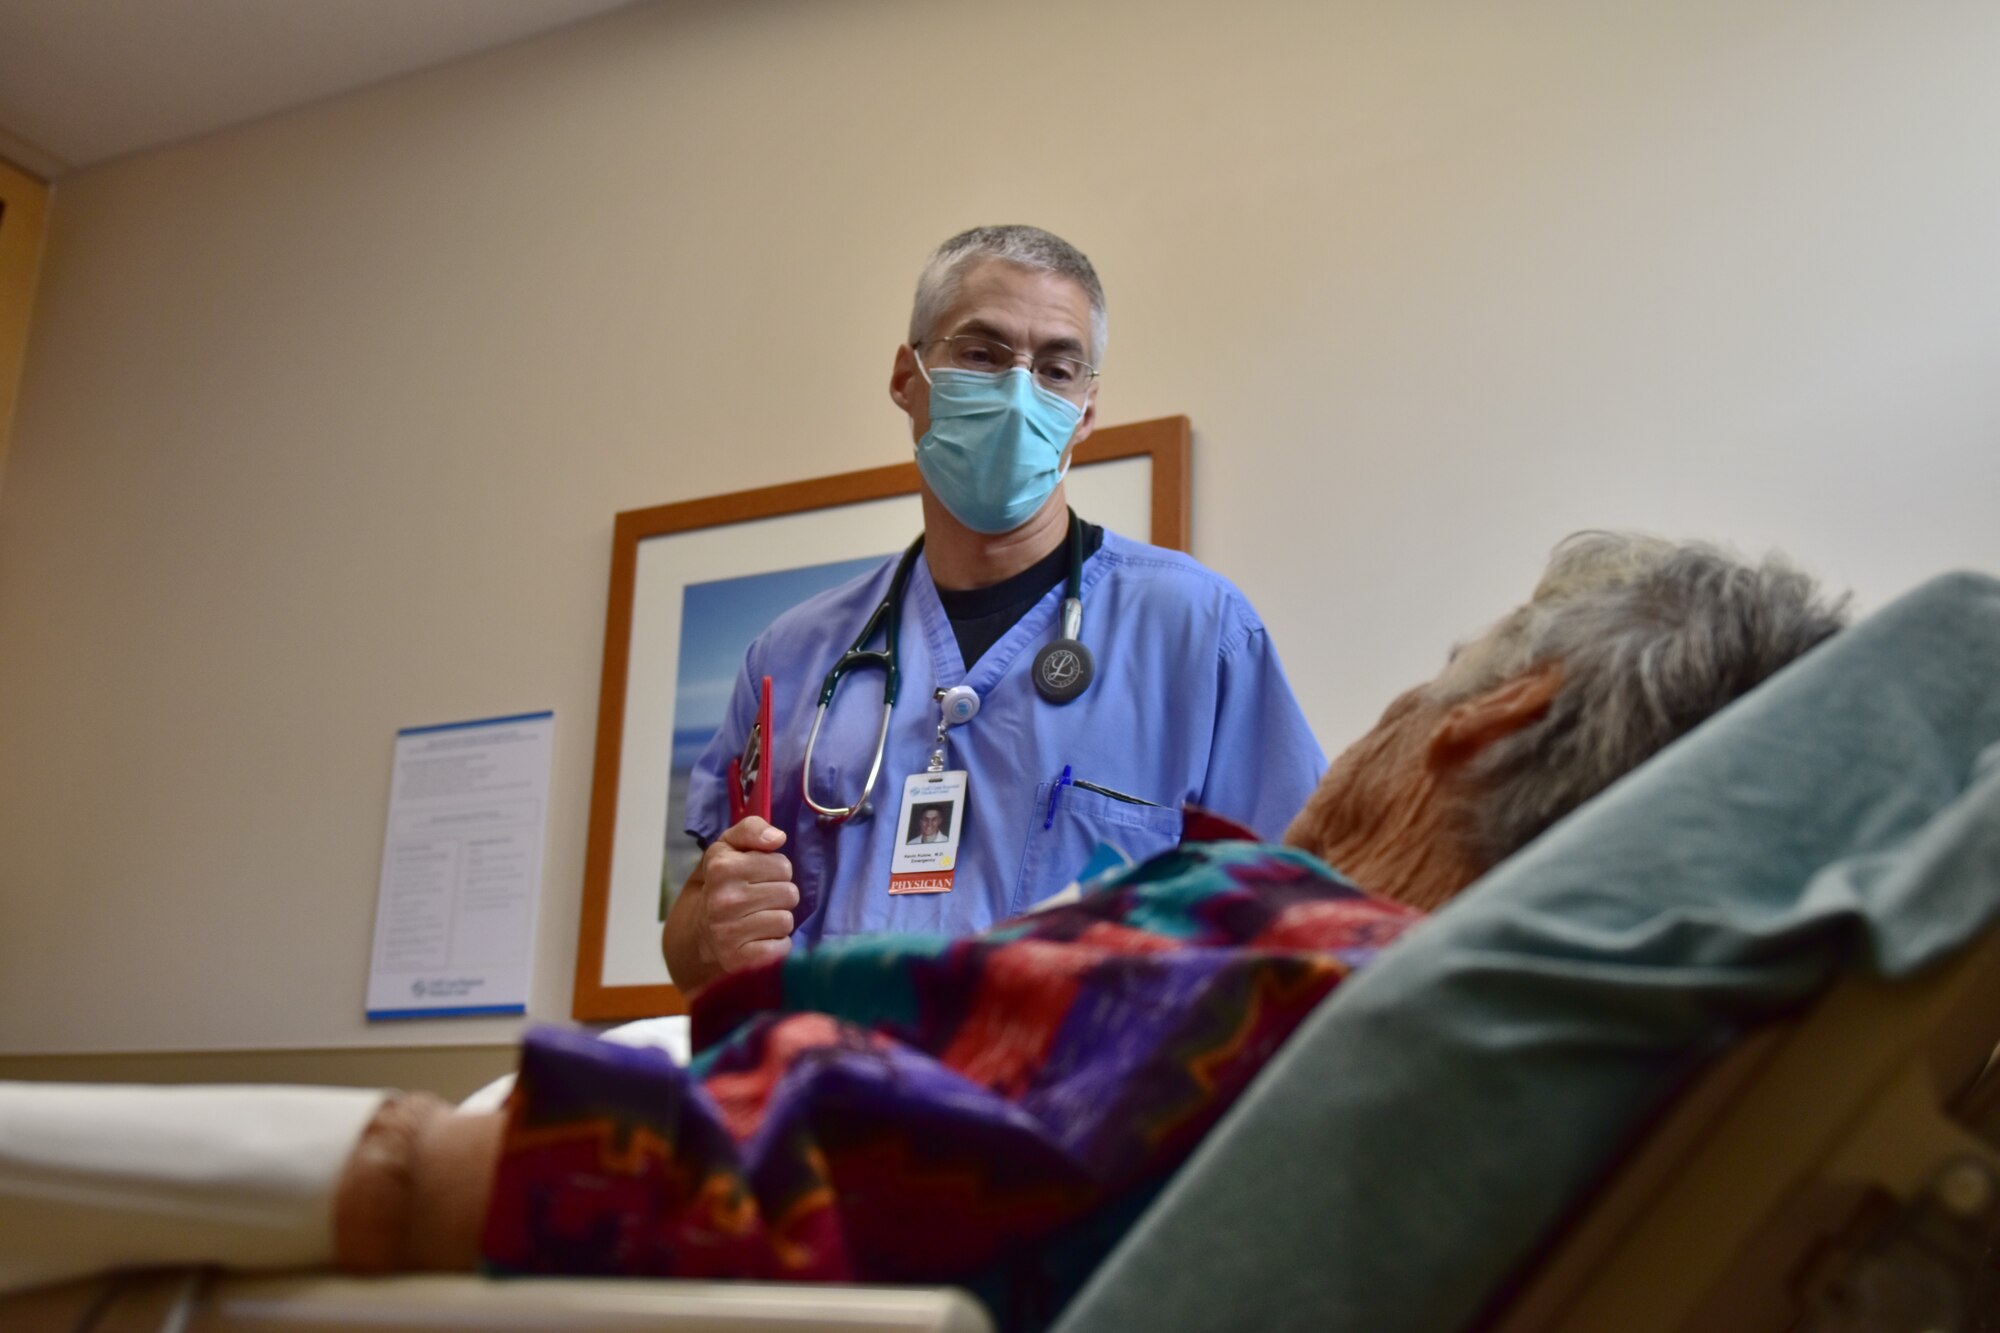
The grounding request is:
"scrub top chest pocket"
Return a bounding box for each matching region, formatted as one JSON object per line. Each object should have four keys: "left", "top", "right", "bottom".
{"left": 1015, "top": 775, "right": 1183, "bottom": 915}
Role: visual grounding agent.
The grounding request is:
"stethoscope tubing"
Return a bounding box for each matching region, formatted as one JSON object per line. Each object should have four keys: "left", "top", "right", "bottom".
{"left": 800, "top": 514, "right": 1086, "bottom": 826}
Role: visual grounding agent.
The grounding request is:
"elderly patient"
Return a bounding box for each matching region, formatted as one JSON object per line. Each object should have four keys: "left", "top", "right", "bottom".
{"left": 0, "top": 533, "right": 1845, "bottom": 1313}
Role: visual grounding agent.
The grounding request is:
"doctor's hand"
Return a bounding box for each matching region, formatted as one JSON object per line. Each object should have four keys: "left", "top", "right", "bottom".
{"left": 661, "top": 817, "right": 798, "bottom": 994}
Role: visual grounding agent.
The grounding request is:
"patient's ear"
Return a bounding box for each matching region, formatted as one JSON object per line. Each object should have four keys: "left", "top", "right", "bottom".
{"left": 1427, "top": 661, "right": 1563, "bottom": 771}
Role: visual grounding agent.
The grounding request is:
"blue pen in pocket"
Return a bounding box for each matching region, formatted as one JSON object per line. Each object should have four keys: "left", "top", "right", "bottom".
{"left": 1043, "top": 764, "right": 1074, "bottom": 830}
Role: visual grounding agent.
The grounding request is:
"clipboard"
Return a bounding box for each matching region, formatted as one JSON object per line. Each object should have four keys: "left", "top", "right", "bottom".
{"left": 727, "top": 675, "right": 774, "bottom": 825}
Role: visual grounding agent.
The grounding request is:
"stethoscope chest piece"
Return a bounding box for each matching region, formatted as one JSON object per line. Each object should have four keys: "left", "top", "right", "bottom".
{"left": 1033, "top": 637, "right": 1094, "bottom": 703}
{"left": 1033, "top": 592, "right": 1094, "bottom": 704}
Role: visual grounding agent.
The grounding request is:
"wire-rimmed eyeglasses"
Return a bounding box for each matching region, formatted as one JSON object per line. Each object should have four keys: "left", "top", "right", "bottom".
{"left": 915, "top": 333, "right": 1099, "bottom": 401}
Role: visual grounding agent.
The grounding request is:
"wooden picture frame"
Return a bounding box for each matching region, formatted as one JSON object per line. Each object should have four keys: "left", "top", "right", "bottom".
{"left": 0, "top": 156, "right": 51, "bottom": 469}
{"left": 571, "top": 415, "right": 1191, "bottom": 1021}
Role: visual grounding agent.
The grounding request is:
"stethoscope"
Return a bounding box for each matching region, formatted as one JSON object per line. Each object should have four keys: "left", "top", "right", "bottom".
{"left": 801, "top": 512, "right": 1095, "bottom": 825}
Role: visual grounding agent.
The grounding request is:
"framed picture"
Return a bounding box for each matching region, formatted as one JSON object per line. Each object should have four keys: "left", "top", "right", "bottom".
{"left": 570, "top": 415, "right": 1190, "bottom": 1021}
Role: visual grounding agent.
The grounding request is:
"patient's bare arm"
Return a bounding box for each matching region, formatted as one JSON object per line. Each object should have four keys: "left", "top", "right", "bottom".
{"left": 333, "top": 1094, "right": 504, "bottom": 1274}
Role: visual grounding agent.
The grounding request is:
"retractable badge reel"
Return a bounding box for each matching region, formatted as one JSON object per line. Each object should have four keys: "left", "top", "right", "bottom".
{"left": 938, "top": 684, "right": 981, "bottom": 726}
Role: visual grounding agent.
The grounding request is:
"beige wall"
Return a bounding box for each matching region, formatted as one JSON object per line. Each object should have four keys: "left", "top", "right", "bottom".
{"left": 3, "top": 0, "right": 1998, "bottom": 1063}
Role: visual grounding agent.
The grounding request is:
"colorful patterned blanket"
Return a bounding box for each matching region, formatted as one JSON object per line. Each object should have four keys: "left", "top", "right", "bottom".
{"left": 481, "top": 833, "right": 1422, "bottom": 1324}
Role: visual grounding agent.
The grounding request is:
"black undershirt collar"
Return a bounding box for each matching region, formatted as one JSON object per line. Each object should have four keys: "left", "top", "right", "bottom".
{"left": 933, "top": 518, "right": 1105, "bottom": 669}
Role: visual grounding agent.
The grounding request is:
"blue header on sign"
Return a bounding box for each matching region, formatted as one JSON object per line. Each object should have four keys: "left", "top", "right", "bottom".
{"left": 366, "top": 1003, "right": 527, "bottom": 1021}
{"left": 397, "top": 711, "right": 553, "bottom": 738}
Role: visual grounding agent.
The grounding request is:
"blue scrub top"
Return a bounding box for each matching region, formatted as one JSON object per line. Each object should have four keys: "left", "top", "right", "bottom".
{"left": 684, "top": 528, "right": 1325, "bottom": 947}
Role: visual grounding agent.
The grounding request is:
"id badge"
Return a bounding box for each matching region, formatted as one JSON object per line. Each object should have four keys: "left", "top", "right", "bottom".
{"left": 889, "top": 769, "right": 967, "bottom": 895}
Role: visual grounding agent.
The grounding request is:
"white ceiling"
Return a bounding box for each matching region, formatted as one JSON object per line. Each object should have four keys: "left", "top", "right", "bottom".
{"left": 0, "top": 0, "right": 643, "bottom": 179}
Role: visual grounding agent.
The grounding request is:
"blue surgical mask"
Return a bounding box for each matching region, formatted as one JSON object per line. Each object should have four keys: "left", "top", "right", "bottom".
{"left": 914, "top": 365, "right": 1083, "bottom": 535}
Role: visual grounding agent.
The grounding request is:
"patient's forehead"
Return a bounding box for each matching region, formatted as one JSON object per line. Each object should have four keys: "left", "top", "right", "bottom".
{"left": 1433, "top": 603, "right": 1532, "bottom": 697}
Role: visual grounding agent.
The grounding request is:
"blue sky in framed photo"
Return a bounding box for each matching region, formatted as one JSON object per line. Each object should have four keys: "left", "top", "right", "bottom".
{"left": 661, "top": 553, "right": 890, "bottom": 914}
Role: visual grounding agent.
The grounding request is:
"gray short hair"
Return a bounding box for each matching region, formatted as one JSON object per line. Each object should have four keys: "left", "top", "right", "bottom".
{"left": 908, "top": 226, "right": 1108, "bottom": 363}
{"left": 1435, "top": 531, "right": 1850, "bottom": 864}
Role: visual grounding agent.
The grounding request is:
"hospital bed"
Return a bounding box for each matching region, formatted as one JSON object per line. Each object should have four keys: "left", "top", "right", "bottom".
{"left": 4, "top": 571, "right": 1998, "bottom": 1332}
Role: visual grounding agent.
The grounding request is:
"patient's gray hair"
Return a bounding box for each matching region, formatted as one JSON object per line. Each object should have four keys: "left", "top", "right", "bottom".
{"left": 1435, "top": 531, "right": 1849, "bottom": 863}
{"left": 908, "top": 226, "right": 1108, "bottom": 362}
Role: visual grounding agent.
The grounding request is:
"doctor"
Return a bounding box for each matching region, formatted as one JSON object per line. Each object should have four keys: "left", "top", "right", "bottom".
{"left": 663, "top": 225, "right": 1324, "bottom": 991}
